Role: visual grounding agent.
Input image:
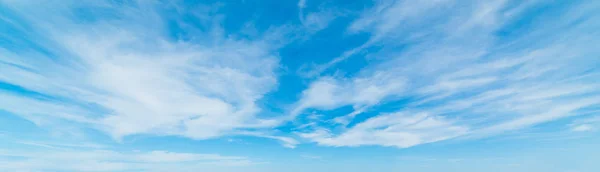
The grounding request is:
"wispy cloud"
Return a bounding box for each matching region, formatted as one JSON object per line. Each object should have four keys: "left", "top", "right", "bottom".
{"left": 569, "top": 115, "right": 600, "bottom": 132}
{"left": 299, "top": 0, "right": 457, "bottom": 77}
{"left": 291, "top": 72, "right": 405, "bottom": 119}
{"left": 299, "top": 112, "right": 468, "bottom": 148}
{"left": 0, "top": 1, "right": 288, "bottom": 143}
{"left": 297, "top": 0, "right": 338, "bottom": 33}
{"left": 293, "top": 0, "right": 600, "bottom": 148}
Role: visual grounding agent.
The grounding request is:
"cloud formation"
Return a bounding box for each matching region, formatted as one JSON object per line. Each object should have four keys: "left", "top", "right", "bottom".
{"left": 569, "top": 116, "right": 600, "bottom": 132}
{"left": 299, "top": 112, "right": 467, "bottom": 148}
{"left": 293, "top": 0, "right": 600, "bottom": 148}
{"left": 1, "top": 0, "right": 599, "bottom": 152}
{"left": 0, "top": 1, "right": 286, "bottom": 142}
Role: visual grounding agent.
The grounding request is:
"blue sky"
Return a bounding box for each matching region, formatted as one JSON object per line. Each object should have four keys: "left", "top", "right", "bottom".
{"left": 1, "top": 0, "right": 599, "bottom": 171}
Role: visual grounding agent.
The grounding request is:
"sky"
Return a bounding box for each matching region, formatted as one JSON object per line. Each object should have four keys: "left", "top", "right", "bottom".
{"left": 0, "top": 0, "right": 599, "bottom": 171}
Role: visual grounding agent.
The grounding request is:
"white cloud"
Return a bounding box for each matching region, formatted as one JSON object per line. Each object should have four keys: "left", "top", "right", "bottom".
{"left": 290, "top": 71, "right": 406, "bottom": 131}
{"left": 293, "top": 0, "right": 600, "bottom": 148}
{"left": 571, "top": 125, "right": 593, "bottom": 132}
{"left": 297, "top": 0, "right": 337, "bottom": 33}
{"left": 0, "top": 1, "right": 288, "bottom": 144}
{"left": 235, "top": 131, "right": 300, "bottom": 148}
{"left": 299, "top": 112, "right": 467, "bottom": 148}
{"left": 568, "top": 115, "right": 600, "bottom": 132}
{"left": 299, "top": 0, "right": 458, "bottom": 77}
{"left": 301, "top": 11, "right": 336, "bottom": 32}
{"left": 292, "top": 71, "right": 405, "bottom": 118}
{"left": 348, "top": 0, "right": 455, "bottom": 36}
